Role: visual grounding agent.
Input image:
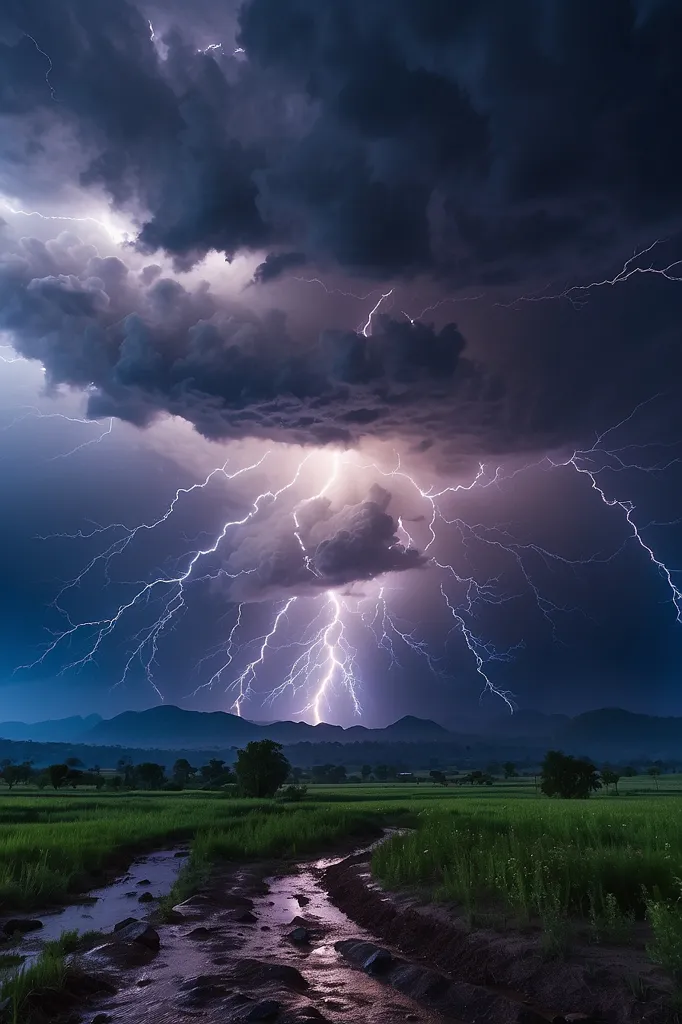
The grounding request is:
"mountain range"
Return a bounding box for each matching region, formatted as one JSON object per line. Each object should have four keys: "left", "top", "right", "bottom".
{"left": 0, "top": 705, "right": 681, "bottom": 761}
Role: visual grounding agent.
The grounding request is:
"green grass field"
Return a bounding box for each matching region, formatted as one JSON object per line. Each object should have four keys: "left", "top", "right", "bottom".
{"left": 2, "top": 776, "right": 682, "bottom": 932}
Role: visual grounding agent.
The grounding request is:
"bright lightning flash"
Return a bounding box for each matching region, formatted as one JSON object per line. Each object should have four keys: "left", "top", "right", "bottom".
{"left": 12, "top": 263, "right": 682, "bottom": 722}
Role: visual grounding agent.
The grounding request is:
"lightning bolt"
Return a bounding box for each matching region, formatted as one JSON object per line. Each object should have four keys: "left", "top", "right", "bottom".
{"left": 1, "top": 406, "right": 114, "bottom": 459}
{"left": 501, "top": 240, "right": 682, "bottom": 310}
{"left": 359, "top": 289, "right": 394, "bottom": 337}
{"left": 23, "top": 33, "right": 57, "bottom": 101}
{"left": 0, "top": 198, "right": 126, "bottom": 245}
{"left": 11, "top": 258, "right": 682, "bottom": 720}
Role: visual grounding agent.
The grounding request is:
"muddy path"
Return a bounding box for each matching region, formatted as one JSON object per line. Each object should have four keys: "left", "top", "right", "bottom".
{"left": 79, "top": 849, "right": 457, "bottom": 1024}
{"left": 323, "top": 850, "right": 676, "bottom": 1024}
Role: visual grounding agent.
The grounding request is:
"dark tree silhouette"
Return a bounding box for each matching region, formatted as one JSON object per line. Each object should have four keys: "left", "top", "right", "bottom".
{"left": 0, "top": 765, "right": 21, "bottom": 789}
{"left": 135, "top": 763, "right": 166, "bottom": 789}
{"left": 235, "top": 740, "right": 290, "bottom": 798}
{"left": 503, "top": 761, "right": 518, "bottom": 779}
{"left": 541, "top": 750, "right": 601, "bottom": 799}
{"left": 48, "top": 763, "right": 69, "bottom": 790}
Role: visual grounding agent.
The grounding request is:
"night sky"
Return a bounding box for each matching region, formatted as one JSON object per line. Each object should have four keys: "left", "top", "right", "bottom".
{"left": 1, "top": 0, "right": 682, "bottom": 726}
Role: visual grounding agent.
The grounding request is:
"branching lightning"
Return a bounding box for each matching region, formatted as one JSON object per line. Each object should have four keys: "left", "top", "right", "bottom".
{"left": 0, "top": 198, "right": 126, "bottom": 244}
{"left": 501, "top": 240, "right": 682, "bottom": 310}
{"left": 9, "top": 244, "right": 682, "bottom": 722}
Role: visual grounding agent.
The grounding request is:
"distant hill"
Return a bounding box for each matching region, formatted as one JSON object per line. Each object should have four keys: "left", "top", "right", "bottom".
{"left": 556, "top": 708, "right": 682, "bottom": 760}
{"left": 3, "top": 705, "right": 682, "bottom": 762}
{"left": 0, "top": 714, "right": 102, "bottom": 743}
{"left": 81, "top": 706, "right": 452, "bottom": 749}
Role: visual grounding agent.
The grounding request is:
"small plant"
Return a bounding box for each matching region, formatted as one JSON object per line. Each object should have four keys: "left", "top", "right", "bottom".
{"left": 589, "top": 892, "right": 634, "bottom": 944}
{"left": 538, "top": 888, "right": 573, "bottom": 958}
{"left": 0, "top": 947, "right": 66, "bottom": 1023}
{"left": 646, "top": 881, "right": 682, "bottom": 980}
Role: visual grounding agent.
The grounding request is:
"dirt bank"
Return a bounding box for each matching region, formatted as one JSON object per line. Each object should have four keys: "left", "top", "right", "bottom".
{"left": 323, "top": 852, "right": 675, "bottom": 1024}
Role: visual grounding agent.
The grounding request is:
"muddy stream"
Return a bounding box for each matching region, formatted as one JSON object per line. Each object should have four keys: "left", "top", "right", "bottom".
{"left": 8, "top": 848, "right": 188, "bottom": 966}
{"left": 66, "top": 846, "right": 456, "bottom": 1024}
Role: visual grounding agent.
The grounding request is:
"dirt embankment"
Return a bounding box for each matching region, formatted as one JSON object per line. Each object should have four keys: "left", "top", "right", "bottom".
{"left": 323, "top": 852, "right": 675, "bottom": 1024}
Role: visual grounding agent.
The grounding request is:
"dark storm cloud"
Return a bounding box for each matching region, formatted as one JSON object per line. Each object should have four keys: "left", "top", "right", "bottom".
{"left": 0, "top": 228, "right": 489, "bottom": 449}
{"left": 252, "top": 251, "right": 307, "bottom": 284}
{"left": 1, "top": 0, "right": 682, "bottom": 464}
{"left": 226, "top": 485, "right": 426, "bottom": 601}
{"left": 2, "top": 0, "right": 682, "bottom": 281}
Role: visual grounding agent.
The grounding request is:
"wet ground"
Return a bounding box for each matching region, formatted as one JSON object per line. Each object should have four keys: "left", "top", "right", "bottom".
{"left": 83, "top": 852, "right": 458, "bottom": 1024}
{"left": 5, "top": 847, "right": 187, "bottom": 966}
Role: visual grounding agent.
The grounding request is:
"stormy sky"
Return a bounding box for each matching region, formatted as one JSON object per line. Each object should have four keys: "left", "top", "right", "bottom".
{"left": 1, "top": 0, "right": 682, "bottom": 726}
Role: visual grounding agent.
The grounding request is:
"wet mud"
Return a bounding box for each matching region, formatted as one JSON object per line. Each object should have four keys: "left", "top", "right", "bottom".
{"left": 78, "top": 853, "right": 456, "bottom": 1024}
{"left": 323, "top": 851, "right": 676, "bottom": 1024}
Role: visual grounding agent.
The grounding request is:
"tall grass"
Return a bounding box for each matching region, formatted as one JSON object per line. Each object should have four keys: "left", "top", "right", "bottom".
{"left": 0, "top": 947, "right": 66, "bottom": 1024}
{"left": 0, "top": 791, "right": 396, "bottom": 911}
{"left": 372, "top": 798, "right": 682, "bottom": 923}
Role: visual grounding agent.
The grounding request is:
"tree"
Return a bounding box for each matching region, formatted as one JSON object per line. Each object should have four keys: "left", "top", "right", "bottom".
{"left": 601, "top": 768, "right": 621, "bottom": 794}
{"left": 374, "top": 764, "right": 389, "bottom": 781}
{"left": 1, "top": 765, "right": 21, "bottom": 789}
{"left": 48, "top": 763, "right": 69, "bottom": 790}
{"left": 235, "top": 740, "right": 290, "bottom": 798}
{"left": 429, "top": 770, "right": 448, "bottom": 786}
{"left": 136, "top": 763, "right": 166, "bottom": 789}
{"left": 361, "top": 764, "right": 372, "bottom": 781}
{"left": 65, "top": 757, "right": 84, "bottom": 768}
{"left": 503, "top": 761, "right": 518, "bottom": 779}
{"left": 173, "top": 758, "right": 197, "bottom": 785}
{"left": 540, "top": 750, "right": 601, "bottom": 799}
{"left": 623, "top": 766, "right": 638, "bottom": 777}
{"left": 66, "top": 768, "right": 85, "bottom": 789}
{"left": 648, "top": 765, "right": 661, "bottom": 791}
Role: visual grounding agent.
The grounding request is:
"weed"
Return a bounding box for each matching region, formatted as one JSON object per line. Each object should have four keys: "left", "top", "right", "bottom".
{"left": 646, "top": 881, "right": 682, "bottom": 980}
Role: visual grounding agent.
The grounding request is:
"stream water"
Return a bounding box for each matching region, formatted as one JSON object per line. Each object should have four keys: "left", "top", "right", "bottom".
{"left": 6, "top": 847, "right": 187, "bottom": 965}
{"left": 86, "top": 851, "right": 456, "bottom": 1023}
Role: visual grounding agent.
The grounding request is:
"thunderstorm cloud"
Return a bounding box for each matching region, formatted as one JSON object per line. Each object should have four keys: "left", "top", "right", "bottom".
{"left": 0, "top": 0, "right": 681, "bottom": 463}
{"left": 225, "top": 483, "right": 427, "bottom": 601}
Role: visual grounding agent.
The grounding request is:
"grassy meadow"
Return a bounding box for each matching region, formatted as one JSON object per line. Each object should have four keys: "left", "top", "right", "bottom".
{"left": 3, "top": 775, "right": 682, "bottom": 968}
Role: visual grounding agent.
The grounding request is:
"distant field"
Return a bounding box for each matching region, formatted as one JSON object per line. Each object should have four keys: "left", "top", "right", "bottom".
{"left": 2, "top": 777, "right": 682, "bottom": 916}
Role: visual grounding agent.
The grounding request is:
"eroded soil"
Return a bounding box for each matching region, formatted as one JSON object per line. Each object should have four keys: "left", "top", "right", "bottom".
{"left": 79, "top": 854, "right": 457, "bottom": 1024}
{"left": 323, "top": 850, "right": 677, "bottom": 1024}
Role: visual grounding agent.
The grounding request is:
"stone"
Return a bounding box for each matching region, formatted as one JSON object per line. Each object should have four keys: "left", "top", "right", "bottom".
{"left": 186, "top": 926, "right": 215, "bottom": 940}
{"left": 137, "top": 978, "right": 154, "bottom": 987}
{"left": 113, "top": 921, "right": 160, "bottom": 950}
{"left": 231, "top": 909, "right": 257, "bottom": 924}
{"left": 362, "top": 949, "right": 393, "bottom": 975}
{"left": 244, "top": 1000, "right": 281, "bottom": 1021}
{"left": 113, "top": 917, "right": 140, "bottom": 932}
{"left": 174, "top": 850, "right": 188, "bottom": 858}
{"left": 232, "top": 959, "right": 309, "bottom": 991}
{"left": 287, "top": 927, "right": 310, "bottom": 944}
{"left": 405, "top": 1016, "right": 419, "bottom": 1022}
{"left": 92, "top": 1015, "right": 112, "bottom": 1024}
{"left": 294, "top": 894, "right": 310, "bottom": 906}
{"left": 2, "top": 918, "right": 42, "bottom": 935}
{"left": 137, "top": 879, "right": 151, "bottom": 886}
{"left": 163, "top": 910, "right": 185, "bottom": 923}
{"left": 138, "top": 891, "right": 155, "bottom": 903}
{"left": 81, "top": 941, "right": 154, "bottom": 969}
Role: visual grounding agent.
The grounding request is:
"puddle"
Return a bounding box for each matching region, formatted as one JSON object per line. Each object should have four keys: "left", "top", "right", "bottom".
{"left": 8, "top": 847, "right": 187, "bottom": 965}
